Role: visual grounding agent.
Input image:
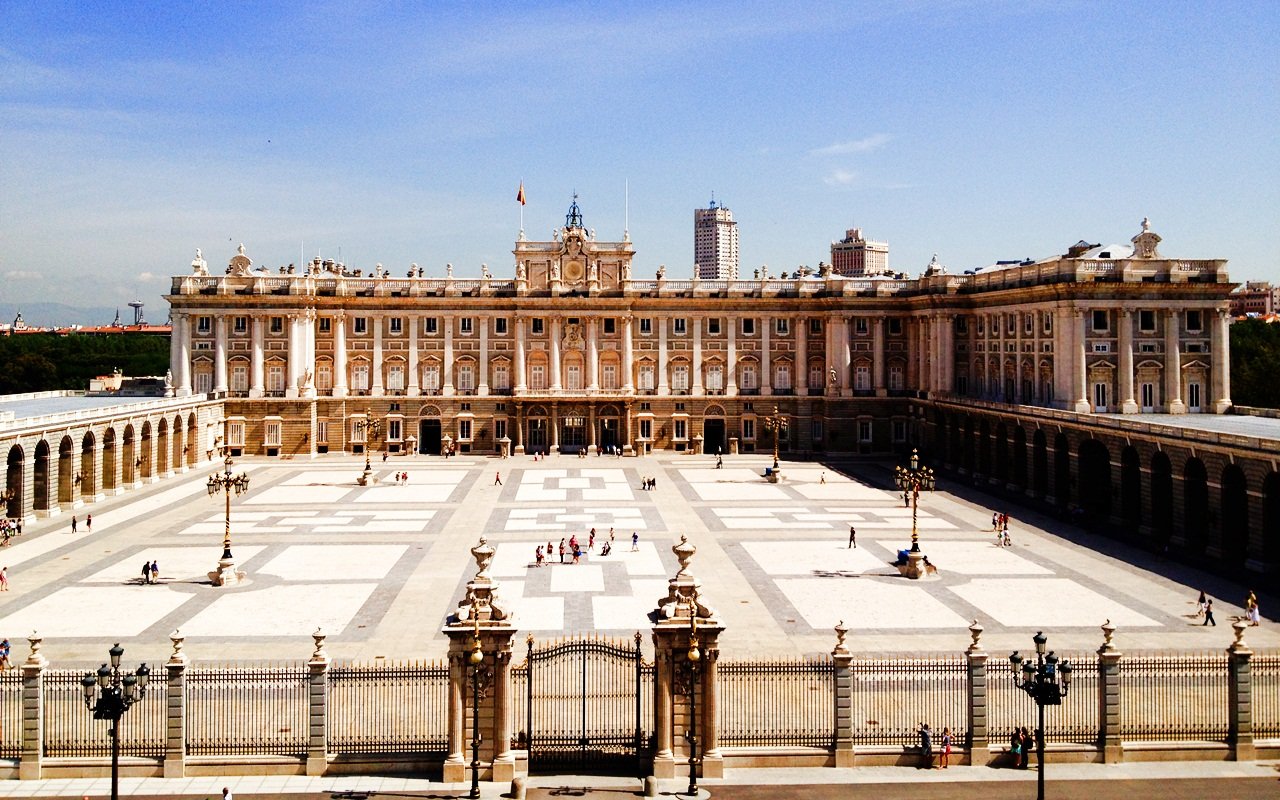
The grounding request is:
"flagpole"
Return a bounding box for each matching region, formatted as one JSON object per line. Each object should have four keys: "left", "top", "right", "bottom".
{"left": 519, "top": 178, "right": 525, "bottom": 238}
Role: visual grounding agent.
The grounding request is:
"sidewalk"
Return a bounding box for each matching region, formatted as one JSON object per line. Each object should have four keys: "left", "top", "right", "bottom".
{"left": 1, "top": 760, "right": 1278, "bottom": 799}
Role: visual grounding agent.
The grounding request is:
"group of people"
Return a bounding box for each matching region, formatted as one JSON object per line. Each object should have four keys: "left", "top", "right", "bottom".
{"left": 1246, "top": 589, "right": 1262, "bottom": 626}
{"left": 533, "top": 528, "right": 637, "bottom": 566}
{"left": 391, "top": 471, "right": 411, "bottom": 485}
{"left": 917, "top": 723, "right": 953, "bottom": 769}
{"left": 992, "top": 511, "right": 1012, "bottom": 547}
{"left": 70, "top": 514, "right": 93, "bottom": 534}
{"left": 0, "top": 637, "right": 10, "bottom": 670}
{"left": 640, "top": 477, "right": 658, "bottom": 490}
{"left": 1008, "top": 727, "right": 1035, "bottom": 768}
{"left": 1, "top": 517, "right": 21, "bottom": 546}
{"left": 140, "top": 559, "right": 160, "bottom": 584}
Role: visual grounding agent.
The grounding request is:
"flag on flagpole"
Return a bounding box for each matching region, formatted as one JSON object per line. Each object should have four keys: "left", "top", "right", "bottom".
{"left": 516, "top": 182, "right": 526, "bottom": 206}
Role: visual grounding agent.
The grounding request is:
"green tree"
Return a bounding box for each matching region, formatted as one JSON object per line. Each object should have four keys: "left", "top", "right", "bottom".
{"left": 1230, "top": 319, "right": 1280, "bottom": 409}
{"left": 0, "top": 333, "right": 170, "bottom": 393}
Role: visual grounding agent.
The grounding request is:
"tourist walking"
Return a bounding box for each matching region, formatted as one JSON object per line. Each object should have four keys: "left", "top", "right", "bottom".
{"left": 494, "top": 471, "right": 502, "bottom": 486}
{"left": 86, "top": 514, "right": 92, "bottom": 532}
{"left": 535, "top": 545, "right": 544, "bottom": 567}
{"left": 631, "top": 531, "right": 639, "bottom": 551}
{"left": 558, "top": 538, "right": 566, "bottom": 564}
{"left": 918, "top": 723, "right": 933, "bottom": 769}
{"left": 150, "top": 560, "right": 159, "bottom": 584}
{"left": 848, "top": 526, "right": 857, "bottom": 549}
{"left": 0, "top": 566, "right": 8, "bottom": 591}
{"left": 939, "top": 727, "right": 952, "bottom": 768}
{"left": 71, "top": 515, "right": 77, "bottom": 534}
{"left": 141, "top": 560, "right": 152, "bottom": 584}
{"left": 589, "top": 529, "right": 596, "bottom": 551}
{"left": 0, "top": 638, "right": 10, "bottom": 670}
{"left": 1009, "top": 728, "right": 1022, "bottom": 767}
{"left": 1196, "top": 589, "right": 1208, "bottom": 619}
{"left": 1203, "top": 598, "right": 1216, "bottom": 626}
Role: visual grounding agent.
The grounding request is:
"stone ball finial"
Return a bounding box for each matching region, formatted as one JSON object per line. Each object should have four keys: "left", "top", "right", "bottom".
{"left": 673, "top": 534, "right": 696, "bottom": 578}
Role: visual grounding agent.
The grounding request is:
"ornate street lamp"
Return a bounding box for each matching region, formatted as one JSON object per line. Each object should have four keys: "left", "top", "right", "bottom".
{"left": 355, "top": 417, "right": 382, "bottom": 485}
{"left": 762, "top": 405, "right": 787, "bottom": 469}
{"left": 894, "top": 448, "right": 935, "bottom": 553}
{"left": 680, "top": 598, "right": 702, "bottom": 797}
{"left": 81, "top": 643, "right": 150, "bottom": 800}
{"left": 469, "top": 619, "right": 486, "bottom": 799}
{"left": 206, "top": 452, "right": 250, "bottom": 586}
{"left": 1009, "top": 632, "right": 1073, "bottom": 800}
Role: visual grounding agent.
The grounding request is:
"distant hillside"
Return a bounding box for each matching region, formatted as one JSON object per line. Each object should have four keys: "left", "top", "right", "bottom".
{"left": 4, "top": 302, "right": 156, "bottom": 328}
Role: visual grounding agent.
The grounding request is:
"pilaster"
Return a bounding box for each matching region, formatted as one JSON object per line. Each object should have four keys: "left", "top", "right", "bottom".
{"left": 19, "top": 633, "right": 47, "bottom": 780}
{"left": 1097, "top": 620, "right": 1123, "bottom": 762}
{"left": 832, "top": 622, "right": 854, "bottom": 767}
{"left": 1228, "top": 620, "right": 1255, "bottom": 761}
{"left": 966, "top": 620, "right": 988, "bottom": 759}
{"left": 164, "top": 631, "right": 188, "bottom": 778}
{"left": 306, "top": 630, "right": 330, "bottom": 775}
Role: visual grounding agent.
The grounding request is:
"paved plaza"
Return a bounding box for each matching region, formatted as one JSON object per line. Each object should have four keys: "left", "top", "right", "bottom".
{"left": 0, "top": 452, "right": 1274, "bottom": 666}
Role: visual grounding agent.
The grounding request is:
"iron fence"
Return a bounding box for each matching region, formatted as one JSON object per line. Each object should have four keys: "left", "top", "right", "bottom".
{"left": 1253, "top": 652, "right": 1280, "bottom": 738}
{"left": 987, "top": 654, "right": 1098, "bottom": 745}
{"left": 42, "top": 669, "right": 166, "bottom": 758}
{"left": 717, "top": 659, "right": 834, "bottom": 747}
{"left": 1119, "top": 652, "right": 1228, "bottom": 741}
{"left": 328, "top": 661, "right": 449, "bottom": 754}
{"left": 849, "top": 657, "right": 967, "bottom": 746}
{"left": 187, "top": 665, "right": 308, "bottom": 756}
{"left": 0, "top": 668, "right": 21, "bottom": 758}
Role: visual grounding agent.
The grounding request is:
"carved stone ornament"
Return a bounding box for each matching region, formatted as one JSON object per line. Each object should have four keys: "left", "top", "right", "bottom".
{"left": 311, "top": 627, "right": 327, "bottom": 660}
{"left": 562, "top": 322, "right": 585, "bottom": 351}
{"left": 833, "top": 620, "right": 849, "bottom": 655}
{"left": 673, "top": 533, "right": 695, "bottom": 578}
{"left": 191, "top": 248, "right": 208, "bottom": 275}
{"left": 1099, "top": 619, "right": 1116, "bottom": 653}
{"left": 967, "top": 619, "right": 984, "bottom": 653}
{"left": 471, "top": 537, "right": 495, "bottom": 579}
{"left": 228, "top": 243, "right": 252, "bottom": 276}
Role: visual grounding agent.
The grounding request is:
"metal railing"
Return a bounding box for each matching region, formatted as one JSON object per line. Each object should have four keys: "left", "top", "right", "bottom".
{"left": 42, "top": 669, "right": 167, "bottom": 757}
{"left": 328, "top": 661, "right": 449, "bottom": 754}
{"left": 849, "top": 657, "right": 967, "bottom": 746}
{"left": 988, "top": 654, "right": 1099, "bottom": 745}
{"left": 1253, "top": 653, "right": 1280, "bottom": 738}
{"left": 1120, "top": 652, "right": 1229, "bottom": 741}
{"left": 0, "top": 668, "right": 21, "bottom": 757}
{"left": 717, "top": 659, "right": 834, "bottom": 747}
{"left": 187, "top": 665, "right": 309, "bottom": 756}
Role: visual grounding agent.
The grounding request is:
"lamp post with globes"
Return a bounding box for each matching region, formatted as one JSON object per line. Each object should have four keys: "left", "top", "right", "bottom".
{"left": 355, "top": 417, "right": 382, "bottom": 485}
{"left": 206, "top": 452, "right": 250, "bottom": 586}
{"left": 468, "top": 620, "right": 485, "bottom": 799}
{"left": 80, "top": 643, "right": 150, "bottom": 800}
{"left": 1009, "top": 631, "right": 1073, "bottom": 800}
{"left": 894, "top": 449, "right": 935, "bottom": 554}
{"left": 684, "top": 609, "right": 701, "bottom": 798}
{"left": 762, "top": 405, "right": 787, "bottom": 470}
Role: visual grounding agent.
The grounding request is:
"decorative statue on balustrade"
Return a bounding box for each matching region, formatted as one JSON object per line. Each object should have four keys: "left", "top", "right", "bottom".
{"left": 227, "top": 243, "right": 252, "bottom": 277}
{"left": 191, "top": 248, "right": 208, "bottom": 276}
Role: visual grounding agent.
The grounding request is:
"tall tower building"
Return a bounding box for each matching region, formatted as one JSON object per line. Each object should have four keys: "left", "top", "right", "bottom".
{"left": 694, "top": 197, "right": 739, "bottom": 280}
{"left": 830, "top": 228, "right": 889, "bottom": 276}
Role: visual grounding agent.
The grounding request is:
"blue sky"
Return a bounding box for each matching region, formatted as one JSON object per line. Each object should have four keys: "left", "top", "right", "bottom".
{"left": 2, "top": 1, "right": 1277, "bottom": 315}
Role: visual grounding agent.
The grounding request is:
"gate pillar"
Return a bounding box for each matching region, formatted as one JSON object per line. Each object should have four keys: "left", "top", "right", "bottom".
{"left": 651, "top": 534, "right": 724, "bottom": 780}
{"left": 443, "top": 537, "right": 519, "bottom": 784}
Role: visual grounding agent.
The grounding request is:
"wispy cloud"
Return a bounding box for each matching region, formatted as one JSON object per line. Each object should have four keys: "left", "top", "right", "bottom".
{"left": 5, "top": 270, "right": 42, "bottom": 280}
{"left": 823, "top": 169, "right": 860, "bottom": 187}
{"left": 811, "top": 134, "right": 891, "bottom": 156}
{"left": 136, "top": 271, "right": 161, "bottom": 283}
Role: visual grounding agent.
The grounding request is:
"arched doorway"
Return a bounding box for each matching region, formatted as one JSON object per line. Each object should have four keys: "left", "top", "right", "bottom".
{"left": 34, "top": 440, "right": 50, "bottom": 513}
{"left": 187, "top": 413, "right": 199, "bottom": 467}
{"left": 1012, "top": 426, "right": 1027, "bottom": 492}
{"left": 1151, "top": 452, "right": 1174, "bottom": 549}
{"left": 1078, "top": 439, "right": 1112, "bottom": 524}
{"left": 1054, "top": 433, "right": 1071, "bottom": 511}
{"left": 1264, "top": 473, "right": 1280, "bottom": 581}
{"left": 172, "top": 414, "right": 185, "bottom": 472}
{"left": 58, "top": 435, "right": 75, "bottom": 506}
{"left": 157, "top": 418, "right": 170, "bottom": 476}
{"left": 1220, "top": 465, "right": 1249, "bottom": 569}
{"left": 140, "top": 421, "right": 153, "bottom": 480}
{"left": 1183, "top": 458, "right": 1209, "bottom": 553}
{"left": 1120, "top": 447, "right": 1142, "bottom": 534}
{"left": 701, "top": 404, "right": 726, "bottom": 456}
{"left": 978, "top": 419, "right": 992, "bottom": 478}
{"left": 80, "top": 431, "right": 97, "bottom": 501}
{"left": 993, "top": 422, "right": 1008, "bottom": 484}
{"left": 122, "top": 425, "right": 136, "bottom": 485}
{"left": 418, "top": 418, "right": 443, "bottom": 455}
{"left": 102, "top": 428, "right": 117, "bottom": 493}
{"left": 5, "top": 445, "right": 23, "bottom": 519}
{"left": 1032, "top": 429, "right": 1048, "bottom": 497}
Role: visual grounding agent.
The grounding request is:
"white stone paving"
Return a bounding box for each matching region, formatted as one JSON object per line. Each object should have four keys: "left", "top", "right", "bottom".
{"left": 883, "top": 541, "right": 1052, "bottom": 575}
{"left": 245, "top": 485, "right": 353, "bottom": 505}
{"left": 500, "top": 581, "right": 564, "bottom": 631}
{"left": 258, "top": 545, "right": 407, "bottom": 580}
{"left": 593, "top": 579, "right": 669, "bottom": 630}
{"left": 950, "top": 578, "right": 1160, "bottom": 628}
{"left": 0, "top": 586, "right": 193, "bottom": 638}
{"left": 549, "top": 564, "right": 605, "bottom": 593}
{"left": 743, "top": 541, "right": 887, "bottom": 575}
{"left": 179, "top": 583, "right": 380, "bottom": 636}
{"left": 81, "top": 546, "right": 270, "bottom": 584}
{"left": 777, "top": 579, "right": 972, "bottom": 629}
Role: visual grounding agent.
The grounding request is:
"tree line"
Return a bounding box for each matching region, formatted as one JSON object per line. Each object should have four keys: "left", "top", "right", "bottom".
{"left": 0, "top": 333, "right": 170, "bottom": 394}
{"left": 1229, "top": 319, "right": 1280, "bottom": 409}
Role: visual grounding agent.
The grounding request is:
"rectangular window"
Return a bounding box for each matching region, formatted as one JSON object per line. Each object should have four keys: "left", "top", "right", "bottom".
{"left": 1141, "top": 382, "right": 1156, "bottom": 411}
{"left": 316, "top": 420, "right": 329, "bottom": 444}
{"left": 888, "top": 318, "right": 902, "bottom": 335}
{"left": 811, "top": 419, "right": 823, "bottom": 442}
{"left": 956, "top": 317, "right": 968, "bottom": 334}
{"left": 530, "top": 364, "right": 546, "bottom": 390}
{"left": 460, "top": 317, "right": 474, "bottom": 334}
{"left": 639, "top": 418, "right": 652, "bottom": 439}
{"left": 425, "top": 317, "right": 439, "bottom": 335}
{"left": 809, "top": 364, "right": 824, "bottom": 390}
{"left": 267, "top": 364, "right": 286, "bottom": 392}
{"left": 351, "top": 420, "right": 367, "bottom": 444}
{"left": 316, "top": 362, "right": 332, "bottom": 390}
{"left": 775, "top": 318, "right": 789, "bottom": 335}
{"left": 1188, "top": 381, "right": 1202, "bottom": 411}
{"left": 387, "top": 419, "right": 403, "bottom": 441}
{"left": 602, "top": 363, "right": 618, "bottom": 390}
{"left": 387, "top": 365, "right": 405, "bottom": 391}
{"left": 740, "top": 364, "right": 756, "bottom": 389}
{"left": 742, "top": 418, "right": 755, "bottom": 440}
{"left": 423, "top": 366, "right": 440, "bottom": 392}
{"left": 389, "top": 317, "right": 403, "bottom": 334}
{"left": 492, "top": 363, "right": 509, "bottom": 390}
{"left": 226, "top": 421, "right": 245, "bottom": 447}
{"left": 270, "top": 316, "right": 284, "bottom": 334}
{"left": 855, "top": 318, "right": 869, "bottom": 335}
{"left": 264, "top": 421, "right": 281, "bottom": 447}
{"left": 353, "top": 317, "right": 368, "bottom": 335}
{"left": 889, "top": 364, "right": 904, "bottom": 391}
{"left": 1093, "top": 382, "right": 1109, "bottom": 412}
{"left": 810, "top": 318, "right": 823, "bottom": 335}
{"left": 706, "top": 365, "right": 723, "bottom": 391}
{"left": 197, "top": 316, "right": 211, "bottom": 333}
{"left": 566, "top": 364, "right": 582, "bottom": 390}
{"left": 671, "top": 365, "right": 689, "bottom": 391}
{"left": 774, "top": 364, "right": 790, "bottom": 389}
{"left": 1006, "top": 314, "right": 1017, "bottom": 335}
{"left": 231, "top": 364, "right": 248, "bottom": 392}
{"left": 1139, "top": 310, "right": 1156, "bottom": 332}
{"left": 1043, "top": 312, "right": 1053, "bottom": 334}
{"left": 640, "top": 318, "right": 653, "bottom": 335}
{"left": 1024, "top": 313, "right": 1034, "bottom": 334}
{"left": 603, "top": 318, "right": 616, "bottom": 334}
{"left": 234, "top": 316, "right": 247, "bottom": 334}
{"left": 742, "top": 318, "right": 755, "bottom": 335}
{"left": 532, "top": 318, "right": 545, "bottom": 335}
{"left": 1186, "top": 310, "right": 1202, "bottom": 332}
{"left": 195, "top": 371, "right": 212, "bottom": 393}
{"left": 638, "top": 365, "right": 655, "bottom": 390}
{"left": 892, "top": 419, "right": 907, "bottom": 442}
{"left": 457, "top": 365, "right": 475, "bottom": 391}
{"left": 494, "top": 419, "right": 506, "bottom": 442}
{"left": 708, "top": 318, "right": 721, "bottom": 335}
{"left": 494, "top": 318, "right": 508, "bottom": 335}
{"left": 858, "top": 421, "right": 872, "bottom": 443}
{"left": 1091, "top": 310, "right": 1108, "bottom": 332}
{"left": 318, "top": 317, "right": 331, "bottom": 334}
{"left": 352, "top": 363, "right": 370, "bottom": 391}
{"left": 673, "top": 318, "right": 687, "bottom": 335}
{"left": 673, "top": 419, "right": 687, "bottom": 440}
{"left": 458, "top": 419, "right": 472, "bottom": 441}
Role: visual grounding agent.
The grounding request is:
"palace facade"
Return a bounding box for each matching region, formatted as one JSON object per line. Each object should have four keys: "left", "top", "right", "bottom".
{"left": 164, "top": 204, "right": 1233, "bottom": 461}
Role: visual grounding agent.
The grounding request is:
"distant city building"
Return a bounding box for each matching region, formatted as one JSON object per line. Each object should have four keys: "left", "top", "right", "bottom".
{"left": 830, "top": 228, "right": 889, "bottom": 276}
{"left": 1229, "top": 281, "right": 1279, "bottom": 318}
{"left": 694, "top": 198, "right": 739, "bottom": 280}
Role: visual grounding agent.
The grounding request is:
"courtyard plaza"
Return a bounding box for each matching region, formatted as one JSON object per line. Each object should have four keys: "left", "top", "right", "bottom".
{"left": 0, "top": 450, "right": 1273, "bottom": 667}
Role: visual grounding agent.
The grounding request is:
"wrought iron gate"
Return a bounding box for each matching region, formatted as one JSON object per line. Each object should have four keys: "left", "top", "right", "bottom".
{"left": 520, "top": 633, "right": 651, "bottom": 775}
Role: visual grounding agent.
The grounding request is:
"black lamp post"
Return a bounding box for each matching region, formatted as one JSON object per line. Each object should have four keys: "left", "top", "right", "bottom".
{"left": 355, "top": 418, "right": 382, "bottom": 485}
{"left": 762, "top": 405, "right": 787, "bottom": 469}
{"left": 81, "top": 643, "right": 150, "bottom": 800}
{"left": 894, "top": 448, "right": 935, "bottom": 553}
{"left": 684, "top": 611, "right": 701, "bottom": 797}
{"left": 468, "top": 626, "right": 485, "bottom": 799}
{"left": 206, "top": 452, "right": 250, "bottom": 585}
{"left": 1009, "top": 631, "right": 1073, "bottom": 800}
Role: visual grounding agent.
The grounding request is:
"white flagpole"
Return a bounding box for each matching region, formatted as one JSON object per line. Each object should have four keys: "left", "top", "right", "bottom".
{"left": 624, "top": 178, "right": 630, "bottom": 241}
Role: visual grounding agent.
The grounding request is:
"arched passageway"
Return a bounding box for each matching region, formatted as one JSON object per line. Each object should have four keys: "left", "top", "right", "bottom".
{"left": 1151, "top": 452, "right": 1174, "bottom": 548}
{"left": 80, "top": 431, "right": 97, "bottom": 501}
{"left": 1054, "top": 433, "right": 1071, "bottom": 511}
{"left": 123, "top": 425, "right": 136, "bottom": 485}
{"left": 1012, "top": 426, "right": 1027, "bottom": 492}
{"left": 1183, "top": 458, "right": 1209, "bottom": 553}
{"left": 1220, "top": 465, "right": 1249, "bottom": 569}
{"left": 1032, "top": 430, "right": 1048, "bottom": 497}
{"left": 1120, "top": 447, "right": 1142, "bottom": 534}
{"left": 978, "top": 419, "right": 992, "bottom": 478}
{"left": 1078, "top": 439, "right": 1112, "bottom": 523}
{"left": 103, "top": 428, "right": 117, "bottom": 492}
{"left": 993, "top": 422, "right": 1009, "bottom": 484}
{"left": 157, "top": 418, "right": 170, "bottom": 476}
{"left": 58, "top": 436, "right": 74, "bottom": 506}
{"left": 140, "top": 422, "right": 153, "bottom": 480}
{"left": 187, "top": 413, "right": 199, "bottom": 467}
{"left": 5, "top": 445, "right": 23, "bottom": 519}
{"left": 33, "top": 440, "right": 50, "bottom": 513}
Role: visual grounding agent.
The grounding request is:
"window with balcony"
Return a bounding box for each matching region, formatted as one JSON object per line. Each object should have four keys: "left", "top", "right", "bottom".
{"left": 602, "top": 363, "right": 618, "bottom": 390}
{"left": 740, "top": 364, "right": 757, "bottom": 390}
{"left": 387, "top": 365, "right": 405, "bottom": 391}
{"left": 492, "top": 364, "right": 509, "bottom": 390}
{"left": 267, "top": 364, "right": 286, "bottom": 393}
{"left": 457, "top": 364, "right": 475, "bottom": 391}
{"left": 774, "top": 364, "right": 791, "bottom": 390}
{"left": 706, "top": 365, "right": 723, "bottom": 393}
{"left": 638, "top": 365, "right": 655, "bottom": 391}
{"left": 671, "top": 365, "right": 689, "bottom": 392}
{"left": 424, "top": 366, "right": 440, "bottom": 393}
{"left": 530, "top": 365, "right": 546, "bottom": 390}
{"left": 351, "top": 364, "right": 370, "bottom": 392}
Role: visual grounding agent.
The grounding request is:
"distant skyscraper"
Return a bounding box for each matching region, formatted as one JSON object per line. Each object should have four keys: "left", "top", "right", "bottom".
{"left": 830, "top": 228, "right": 889, "bottom": 276}
{"left": 694, "top": 198, "right": 739, "bottom": 280}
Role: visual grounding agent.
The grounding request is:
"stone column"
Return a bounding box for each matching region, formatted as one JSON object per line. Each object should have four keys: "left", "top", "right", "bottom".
{"left": 1212, "top": 308, "right": 1231, "bottom": 413}
{"left": 905, "top": 318, "right": 920, "bottom": 393}
{"left": 651, "top": 535, "right": 725, "bottom": 780}
{"left": 249, "top": 316, "right": 265, "bottom": 397}
{"left": 795, "top": 316, "right": 808, "bottom": 396}
{"left": 621, "top": 316, "right": 634, "bottom": 392}
{"left": 832, "top": 621, "right": 854, "bottom": 767}
{"left": 371, "top": 315, "right": 385, "bottom": 396}
{"left": 691, "top": 316, "right": 703, "bottom": 395}
{"left": 306, "top": 630, "right": 330, "bottom": 775}
{"left": 443, "top": 317, "right": 455, "bottom": 396}
{"left": 873, "top": 317, "right": 887, "bottom": 396}
{"left": 1228, "top": 620, "right": 1255, "bottom": 761}
{"left": 478, "top": 316, "right": 490, "bottom": 396}
{"left": 174, "top": 313, "right": 193, "bottom": 396}
{"left": 550, "top": 317, "right": 562, "bottom": 391}
{"left": 657, "top": 316, "right": 669, "bottom": 394}
{"left": 965, "top": 620, "right": 988, "bottom": 763}
{"left": 442, "top": 538, "right": 519, "bottom": 783}
{"left": 1096, "top": 620, "right": 1123, "bottom": 763}
{"left": 285, "top": 314, "right": 301, "bottom": 398}
{"left": 1119, "top": 310, "right": 1138, "bottom": 413}
{"left": 19, "top": 633, "right": 47, "bottom": 780}
{"left": 586, "top": 318, "right": 599, "bottom": 391}
{"left": 514, "top": 316, "right": 527, "bottom": 392}
{"left": 408, "top": 316, "right": 420, "bottom": 396}
{"left": 760, "top": 316, "right": 772, "bottom": 395}
{"left": 1164, "top": 309, "right": 1185, "bottom": 413}
{"left": 839, "top": 318, "right": 852, "bottom": 395}
{"left": 303, "top": 310, "right": 317, "bottom": 398}
{"left": 726, "top": 318, "right": 737, "bottom": 396}
{"left": 164, "top": 631, "right": 188, "bottom": 777}
{"left": 213, "top": 316, "right": 228, "bottom": 393}
{"left": 1073, "top": 310, "right": 1090, "bottom": 412}
{"left": 332, "top": 314, "right": 348, "bottom": 397}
